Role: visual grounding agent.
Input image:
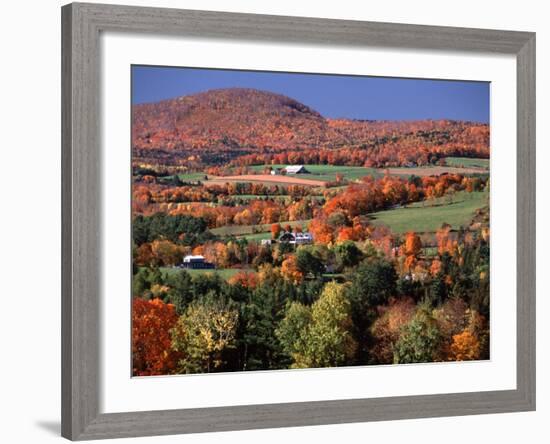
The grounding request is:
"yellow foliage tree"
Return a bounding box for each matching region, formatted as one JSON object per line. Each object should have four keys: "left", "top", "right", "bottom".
{"left": 171, "top": 297, "right": 239, "bottom": 373}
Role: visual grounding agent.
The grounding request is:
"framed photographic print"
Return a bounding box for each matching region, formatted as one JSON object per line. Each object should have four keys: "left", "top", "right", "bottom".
{"left": 61, "top": 2, "right": 536, "bottom": 440}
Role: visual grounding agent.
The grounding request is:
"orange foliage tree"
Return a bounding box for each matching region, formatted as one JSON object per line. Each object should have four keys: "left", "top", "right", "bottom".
{"left": 132, "top": 298, "right": 181, "bottom": 376}
{"left": 402, "top": 231, "right": 422, "bottom": 272}
{"left": 308, "top": 218, "right": 334, "bottom": 245}
{"left": 436, "top": 224, "right": 457, "bottom": 256}
{"left": 449, "top": 331, "right": 481, "bottom": 361}
{"left": 271, "top": 223, "right": 282, "bottom": 240}
{"left": 280, "top": 255, "right": 304, "bottom": 284}
{"left": 404, "top": 231, "right": 422, "bottom": 257}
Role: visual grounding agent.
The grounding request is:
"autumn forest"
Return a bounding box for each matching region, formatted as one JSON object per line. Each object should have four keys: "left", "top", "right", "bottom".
{"left": 131, "top": 69, "right": 490, "bottom": 376}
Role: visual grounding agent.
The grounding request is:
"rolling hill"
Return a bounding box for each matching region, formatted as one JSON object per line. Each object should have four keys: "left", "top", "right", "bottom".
{"left": 132, "top": 88, "right": 490, "bottom": 167}
{"left": 132, "top": 88, "right": 345, "bottom": 152}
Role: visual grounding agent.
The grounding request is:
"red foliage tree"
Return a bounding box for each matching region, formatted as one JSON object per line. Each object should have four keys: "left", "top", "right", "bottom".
{"left": 132, "top": 298, "right": 181, "bottom": 376}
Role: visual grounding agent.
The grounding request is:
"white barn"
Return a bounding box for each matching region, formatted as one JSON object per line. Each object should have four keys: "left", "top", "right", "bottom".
{"left": 284, "top": 165, "right": 309, "bottom": 174}
{"left": 181, "top": 255, "right": 215, "bottom": 270}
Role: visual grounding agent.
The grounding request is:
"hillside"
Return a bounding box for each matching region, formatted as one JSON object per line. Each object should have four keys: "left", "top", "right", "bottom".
{"left": 133, "top": 88, "right": 343, "bottom": 152}
{"left": 132, "top": 88, "right": 490, "bottom": 168}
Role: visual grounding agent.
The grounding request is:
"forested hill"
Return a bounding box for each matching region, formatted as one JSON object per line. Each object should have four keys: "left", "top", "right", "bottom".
{"left": 132, "top": 88, "right": 343, "bottom": 151}
{"left": 132, "top": 88, "right": 490, "bottom": 167}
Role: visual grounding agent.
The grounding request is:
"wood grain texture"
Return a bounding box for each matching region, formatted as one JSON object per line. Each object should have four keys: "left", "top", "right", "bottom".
{"left": 76, "top": 390, "right": 533, "bottom": 440}
{"left": 75, "top": 2, "right": 532, "bottom": 53}
{"left": 61, "top": 4, "right": 73, "bottom": 438}
{"left": 62, "top": 3, "right": 101, "bottom": 439}
{"left": 516, "top": 34, "right": 536, "bottom": 410}
{"left": 61, "top": 2, "right": 536, "bottom": 440}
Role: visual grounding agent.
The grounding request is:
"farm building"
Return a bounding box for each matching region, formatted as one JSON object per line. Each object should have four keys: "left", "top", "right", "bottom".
{"left": 284, "top": 165, "right": 310, "bottom": 174}
{"left": 295, "top": 232, "right": 314, "bottom": 244}
{"left": 180, "top": 255, "right": 215, "bottom": 270}
{"left": 278, "top": 231, "right": 313, "bottom": 245}
{"left": 270, "top": 168, "right": 285, "bottom": 176}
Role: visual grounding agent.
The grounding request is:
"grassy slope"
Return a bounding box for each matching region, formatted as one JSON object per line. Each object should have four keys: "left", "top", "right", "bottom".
{"left": 369, "top": 190, "right": 488, "bottom": 233}
{"left": 444, "top": 157, "right": 490, "bottom": 169}
{"left": 177, "top": 173, "right": 209, "bottom": 181}
{"left": 240, "top": 232, "right": 273, "bottom": 241}
{"left": 157, "top": 173, "right": 207, "bottom": 183}
{"left": 159, "top": 267, "right": 253, "bottom": 280}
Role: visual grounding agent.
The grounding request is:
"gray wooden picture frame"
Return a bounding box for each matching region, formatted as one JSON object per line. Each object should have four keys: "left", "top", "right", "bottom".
{"left": 61, "top": 2, "right": 536, "bottom": 440}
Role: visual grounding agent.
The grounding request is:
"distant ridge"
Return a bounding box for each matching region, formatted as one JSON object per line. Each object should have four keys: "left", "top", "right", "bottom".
{"left": 132, "top": 87, "right": 489, "bottom": 165}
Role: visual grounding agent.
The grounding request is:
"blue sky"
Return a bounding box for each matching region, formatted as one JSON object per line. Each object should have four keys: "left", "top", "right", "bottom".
{"left": 132, "top": 65, "right": 489, "bottom": 123}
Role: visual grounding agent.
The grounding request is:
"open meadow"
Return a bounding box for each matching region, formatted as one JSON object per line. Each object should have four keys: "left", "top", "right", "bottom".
{"left": 444, "top": 157, "right": 490, "bottom": 169}
{"left": 379, "top": 164, "right": 488, "bottom": 177}
{"left": 369, "top": 190, "right": 489, "bottom": 234}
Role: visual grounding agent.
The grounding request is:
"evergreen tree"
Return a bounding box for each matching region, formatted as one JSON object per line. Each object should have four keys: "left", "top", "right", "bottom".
{"left": 132, "top": 267, "right": 151, "bottom": 297}
{"left": 334, "top": 240, "right": 363, "bottom": 270}
{"left": 238, "top": 279, "right": 293, "bottom": 371}
{"left": 165, "top": 269, "right": 193, "bottom": 314}
{"left": 393, "top": 306, "right": 441, "bottom": 364}
{"left": 295, "top": 247, "right": 324, "bottom": 277}
{"left": 348, "top": 257, "right": 397, "bottom": 362}
{"left": 429, "top": 272, "right": 447, "bottom": 306}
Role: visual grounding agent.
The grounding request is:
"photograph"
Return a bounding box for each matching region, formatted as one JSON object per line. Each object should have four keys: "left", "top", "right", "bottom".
{"left": 131, "top": 66, "right": 491, "bottom": 377}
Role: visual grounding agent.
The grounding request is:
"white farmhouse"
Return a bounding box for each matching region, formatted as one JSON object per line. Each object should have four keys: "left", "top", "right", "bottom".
{"left": 294, "top": 232, "right": 313, "bottom": 244}
{"left": 278, "top": 231, "right": 313, "bottom": 245}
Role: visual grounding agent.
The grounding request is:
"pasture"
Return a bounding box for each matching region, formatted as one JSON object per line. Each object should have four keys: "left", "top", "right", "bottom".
{"left": 379, "top": 165, "right": 488, "bottom": 177}
{"left": 369, "top": 190, "right": 488, "bottom": 234}
{"left": 157, "top": 172, "right": 207, "bottom": 183}
{"left": 240, "top": 232, "right": 272, "bottom": 241}
{"left": 176, "top": 172, "right": 209, "bottom": 181}
{"left": 444, "top": 157, "right": 490, "bottom": 169}
{"left": 159, "top": 266, "right": 253, "bottom": 280}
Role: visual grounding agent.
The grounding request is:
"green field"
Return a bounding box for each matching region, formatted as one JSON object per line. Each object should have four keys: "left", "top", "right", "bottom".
{"left": 444, "top": 157, "right": 490, "bottom": 169}
{"left": 248, "top": 164, "right": 380, "bottom": 182}
{"left": 156, "top": 172, "right": 207, "bottom": 184}
{"left": 176, "top": 172, "right": 209, "bottom": 181}
{"left": 158, "top": 267, "right": 253, "bottom": 280}
{"left": 240, "top": 232, "right": 273, "bottom": 241}
{"left": 369, "top": 190, "right": 488, "bottom": 233}
{"left": 211, "top": 219, "right": 312, "bottom": 238}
